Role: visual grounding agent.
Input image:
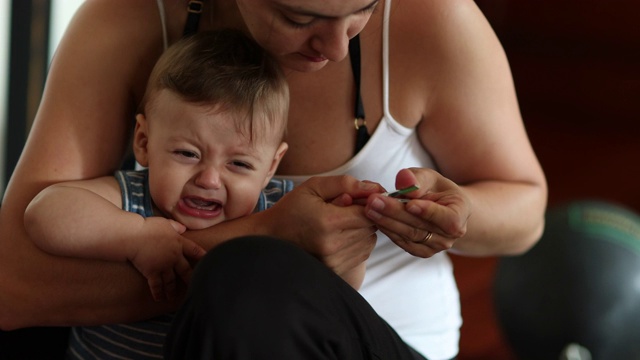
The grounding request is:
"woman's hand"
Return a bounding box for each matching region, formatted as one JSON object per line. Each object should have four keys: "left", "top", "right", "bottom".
{"left": 264, "top": 175, "right": 384, "bottom": 281}
{"left": 364, "top": 168, "right": 471, "bottom": 258}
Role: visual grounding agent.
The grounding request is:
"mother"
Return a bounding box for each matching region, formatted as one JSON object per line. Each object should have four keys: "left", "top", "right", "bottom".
{"left": 0, "top": 0, "right": 547, "bottom": 359}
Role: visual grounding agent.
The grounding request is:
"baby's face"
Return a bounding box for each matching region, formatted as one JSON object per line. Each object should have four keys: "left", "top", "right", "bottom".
{"left": 139, "top": 91, "right": 286, "bottom": 230}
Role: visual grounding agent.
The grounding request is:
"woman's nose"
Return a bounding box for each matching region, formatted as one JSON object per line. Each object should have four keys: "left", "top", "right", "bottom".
{"left": 310, "top": 24, "right": 350, "bottom": 62}
{"left": 194, "top": 167, "right": 221, "bottom": 189}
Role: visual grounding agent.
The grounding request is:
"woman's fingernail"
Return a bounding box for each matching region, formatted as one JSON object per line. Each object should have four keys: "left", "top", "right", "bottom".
{"left": 360, "top": 181, "right": 378, "bottom": 190}
{"left": 407, "top": 205, "right": 421, "bottom": 215}
{"left": 371, "top": 198, "right": 385, "bottom": 211}
{"left": 367, "top": 209, "right": 382, "bottom": 220}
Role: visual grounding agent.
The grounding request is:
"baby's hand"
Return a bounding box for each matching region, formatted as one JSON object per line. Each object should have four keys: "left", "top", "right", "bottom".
{"left": 129, "top": 217, "right": 206, "bottom": 301}
{"left": 331, "top": 181, "right": 385, "bottom": 207}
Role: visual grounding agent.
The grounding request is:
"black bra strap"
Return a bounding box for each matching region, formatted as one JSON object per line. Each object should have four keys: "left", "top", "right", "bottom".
{"left": 349, "top": 35, "right": 370, "bottom": 154}
{"left": 181, "top": 8, "right": 368, "bottom": 154}
{"left": 183, "top": 0, "right": 203, "bottom": 37}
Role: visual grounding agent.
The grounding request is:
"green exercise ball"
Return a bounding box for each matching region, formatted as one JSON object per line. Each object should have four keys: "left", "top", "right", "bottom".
{"left": 494, "top": 200, "right": 640, "bottom": 360}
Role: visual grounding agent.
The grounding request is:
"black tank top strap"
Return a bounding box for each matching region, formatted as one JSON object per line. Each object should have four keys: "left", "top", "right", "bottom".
{"left": 349, "top": 35, "right": 370, "bottom": 154}
{"left": 183, "top": 0, "right": 203, "bottom": 37}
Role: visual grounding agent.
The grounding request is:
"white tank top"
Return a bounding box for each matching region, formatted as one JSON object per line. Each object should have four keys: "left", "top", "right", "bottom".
{"left": 155, "top": 0, "right": 462, "bottom": 357}
{"left": 278, "top": 1, "right": 461, "bottom": 358}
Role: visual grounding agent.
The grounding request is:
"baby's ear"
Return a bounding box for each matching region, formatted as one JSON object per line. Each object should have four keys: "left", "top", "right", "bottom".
{"left": 132, "top": 114, "right": 150, "bottom": 167}
{"left": 262, "top": 142, "right": 288, "bottom": 188}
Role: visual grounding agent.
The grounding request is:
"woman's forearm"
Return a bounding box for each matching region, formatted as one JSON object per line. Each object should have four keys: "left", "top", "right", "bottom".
{"left": 2, "top": 175, "right": 381, "bottom": 329}
{"left": 2, "top": 178, "right": 177, "bottom": 329}
{"left": 0, "top": 215, "right": 178, "bottom": 330}
{"left": 451, "top": 179, "right": 547, "bottom": 256}
{"left": 2, "top": 200, "right": 264, "bottom": 330}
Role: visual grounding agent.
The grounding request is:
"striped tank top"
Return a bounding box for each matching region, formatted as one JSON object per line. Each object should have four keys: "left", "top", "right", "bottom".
{"left": 66, "top": 170, "right": 293, "bottom": 359}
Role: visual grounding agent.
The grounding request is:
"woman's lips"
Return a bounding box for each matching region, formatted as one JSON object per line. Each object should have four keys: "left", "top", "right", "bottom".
{"left": 299, "top": 53, "right": 327, "bottom": 62}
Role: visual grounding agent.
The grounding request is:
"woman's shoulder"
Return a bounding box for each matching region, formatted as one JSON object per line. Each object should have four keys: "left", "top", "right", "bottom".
{"left": 389, "top": 0, "right": 492, "bottom": 50}
{"left": 73, "top": 0, "right": 162, "bottom": 27}
{"left": 50, "top": 0, "right": 181, "bottom": 106}
{"left": 390, "top": 0, "right": 484, "bottom": 22}
{"left": 380, "top": 0, "right": 507, "bottom": 124}
{"left": 386, "top": 0, "right": 504, "bottom": 82}
{"left": 68, "top": 0, "right": 171, "bottom": 45}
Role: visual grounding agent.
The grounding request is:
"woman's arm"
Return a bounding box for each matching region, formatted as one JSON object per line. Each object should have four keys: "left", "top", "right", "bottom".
{"left": 0, "top": 0, "right": 177, "bottom": 329}
{"left": 0, "top": 0, "right": 384, "bottom": 330}
{"left": 185, "top": 176, "right": 383, "bottom": 289}
{"left": 366, "top": 0, "right": 547, "bottom": 257}
{"left": 423, "top": 0, "right": 547, "bottom": 255}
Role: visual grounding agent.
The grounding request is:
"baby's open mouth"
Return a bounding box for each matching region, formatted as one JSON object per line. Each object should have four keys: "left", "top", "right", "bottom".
{"left": 183, "top": 197, "right": 222, "bottom": 211}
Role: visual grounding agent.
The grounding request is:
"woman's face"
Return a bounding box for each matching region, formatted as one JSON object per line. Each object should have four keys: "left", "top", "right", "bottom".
{"left": 236, "top": 0, "right": 379, "bottom": 72}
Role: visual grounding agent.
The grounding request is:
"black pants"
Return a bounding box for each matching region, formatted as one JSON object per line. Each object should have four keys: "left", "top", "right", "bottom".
{"left": 164, "top": 236, "right": 429, "bottom": 360}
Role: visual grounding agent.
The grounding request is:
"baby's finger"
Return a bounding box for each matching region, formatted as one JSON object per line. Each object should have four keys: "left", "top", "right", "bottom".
{"left": 174, "top": 257, "right": 194, "bottom": 285}
{"left": 307, "top": 175, "right": 383, "bottom": 202}
{"left": 330, "top": 193, "right": 353, "bottom": 207}
{"left": 162, "top": 270, "right": 177, "bottom": 301}
{"left": 181, "top": 238, "right": 206, "bottom": 260}
{"left": 366, "top": 194, "right": 422, "bottom": 228}
{"left": 148, "top": 276, "right": 165, "bottom": 302}
{"left": 168, "top": 219, "right": 187, "bottom": 234}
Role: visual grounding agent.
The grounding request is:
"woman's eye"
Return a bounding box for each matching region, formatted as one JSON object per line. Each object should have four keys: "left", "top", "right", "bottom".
{"left": 284, "top": 16, "right": 314, "bottom": 29}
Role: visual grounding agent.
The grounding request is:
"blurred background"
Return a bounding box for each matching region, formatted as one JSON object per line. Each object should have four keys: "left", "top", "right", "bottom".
{"left": 1, "top": 0, "right": 83, "bottom": 198}
{"left": 454, "top": 0, "right": 640, "bottom": 359}
{"left": 1, "top": 0, "right": 639, "bottom": 359}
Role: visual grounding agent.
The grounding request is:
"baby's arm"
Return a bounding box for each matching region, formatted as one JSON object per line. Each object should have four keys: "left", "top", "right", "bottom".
{"left": 25, "top": 176, "right": 141, "bottom": 259}
{"left": 24, "top": 177, "right": 205, "bottom": 301}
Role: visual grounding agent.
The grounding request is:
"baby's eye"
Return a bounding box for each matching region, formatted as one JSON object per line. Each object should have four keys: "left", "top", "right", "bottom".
{"left": 230, "top": 160, "right": 253, "bottom": 170}
{"left": 175, "top": 150, "right": 199, "bottom": 159}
